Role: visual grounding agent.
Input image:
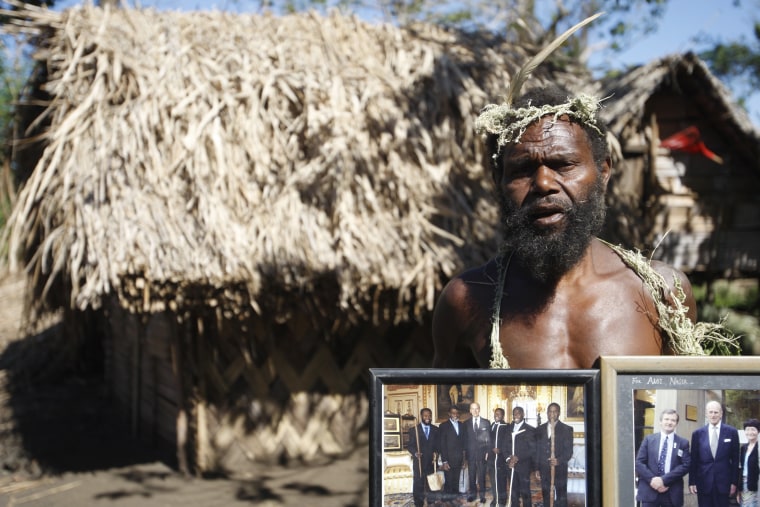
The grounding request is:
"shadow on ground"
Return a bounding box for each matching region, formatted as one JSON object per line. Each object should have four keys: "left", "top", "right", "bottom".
{"left": 0, "top": 322, "right": 369, "bottom": 506}
{"left": 0, "top": 321, "right": 165, "bottom": 476}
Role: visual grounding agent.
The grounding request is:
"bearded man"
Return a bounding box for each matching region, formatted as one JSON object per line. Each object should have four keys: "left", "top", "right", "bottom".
{"left": 431, "top": 85, "right": 729, "bottom": 369}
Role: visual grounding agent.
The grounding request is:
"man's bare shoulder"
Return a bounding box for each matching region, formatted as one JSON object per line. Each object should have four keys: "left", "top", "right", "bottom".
{"left": 650, "top": 259, "right": 697, "bottom": 321}
{"left": 437, "top": 259, "right": 501, "bottom": 313}
{"left": 649, "top": 259, "right": 692, "bottom": 291}
{"left": 432, "top": 259, "right": 500, "bottom": 368}
{"left": 596, "top": 239, "right": 697, "bottom": 322}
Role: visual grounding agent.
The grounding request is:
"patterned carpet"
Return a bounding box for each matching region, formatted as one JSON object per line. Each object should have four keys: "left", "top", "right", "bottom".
{"left": 383, "top": 474, "right": 585, "bottom": 507}
{"left": 383, "top": 495, "right": 583, "bottom": 507}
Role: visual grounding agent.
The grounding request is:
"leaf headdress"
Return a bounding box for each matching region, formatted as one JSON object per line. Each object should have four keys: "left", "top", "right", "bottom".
{"left": 475, "top": 12, "right": 605, "bottom": 148}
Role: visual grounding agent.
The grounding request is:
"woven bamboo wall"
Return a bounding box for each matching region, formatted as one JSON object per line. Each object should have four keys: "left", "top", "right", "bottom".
{"left": 101, "top": 297, "right": 432, "bottom": 472}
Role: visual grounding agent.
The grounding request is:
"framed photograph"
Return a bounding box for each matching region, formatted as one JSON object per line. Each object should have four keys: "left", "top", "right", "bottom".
{"left": 369, "top": 368, "right": 601, "bottom": 507}
{"left": 600, "top": 356, "right": 760, "bottom": 506}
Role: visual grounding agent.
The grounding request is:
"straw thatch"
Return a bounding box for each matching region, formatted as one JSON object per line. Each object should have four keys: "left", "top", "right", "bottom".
{"left": 0, "top": 3, "right": 593, "bottom": 327}
{"left": 1, "top": 2, "right": 603, "bottom": 467}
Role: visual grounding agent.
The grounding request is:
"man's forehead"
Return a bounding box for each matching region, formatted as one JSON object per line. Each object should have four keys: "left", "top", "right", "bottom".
{"left": 521, "top": 117, "right": 582, "bottom": 143}
{"left": 503, "top": 117, "right": 588, "bottom": 156}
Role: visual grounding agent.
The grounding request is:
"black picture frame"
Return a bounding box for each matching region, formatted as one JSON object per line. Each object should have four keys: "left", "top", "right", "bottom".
{"left": 369, "top": 368, "right": 601, "bottom": 507}
{"left": 600, "top": 355, "right": 760, "bottom": 506}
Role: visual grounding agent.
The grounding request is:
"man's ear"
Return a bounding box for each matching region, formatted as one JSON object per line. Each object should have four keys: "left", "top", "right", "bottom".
{"left": 600, "top": 156, "right": 611, "bottom": 189}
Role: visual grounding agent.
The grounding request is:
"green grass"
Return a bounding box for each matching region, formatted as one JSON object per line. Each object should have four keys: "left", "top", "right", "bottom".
{"left": 695, "top": 279, "right": 760, "bottom": 355}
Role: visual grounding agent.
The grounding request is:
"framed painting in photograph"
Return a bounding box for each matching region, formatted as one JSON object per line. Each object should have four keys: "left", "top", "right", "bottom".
{"left": 383, "top": 433, "right": 402, "bottom": 451}
{"left": 436, "top": 383, "right": 476, "bottom": 422}
{"left": 369, "top": 368, "right": 601, "bottom": 507}
{"left": 383, "top": 415, "right": 400, "bottom": 433}
{"left": 566, "top": 385, "right": 586, "bottom": 421}
{"left": 600, "top": 356, "right": 760, "bottom": 506}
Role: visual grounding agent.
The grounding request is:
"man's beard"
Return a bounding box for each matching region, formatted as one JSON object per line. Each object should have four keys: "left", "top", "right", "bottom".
{"left": 498, "top": 176, "right": 606, "bottom": 284}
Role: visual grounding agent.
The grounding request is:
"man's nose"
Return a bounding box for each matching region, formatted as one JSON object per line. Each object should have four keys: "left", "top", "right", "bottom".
{"left": 531, "top": 165, "right": 558, "bottom": 193}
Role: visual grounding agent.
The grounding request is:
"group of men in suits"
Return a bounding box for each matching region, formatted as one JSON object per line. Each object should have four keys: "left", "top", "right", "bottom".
{"left": 407, "top": 401, "right": 575, "bottom": 507}
{"left": 635, "top": 400, "right": 744, "bottom": 507}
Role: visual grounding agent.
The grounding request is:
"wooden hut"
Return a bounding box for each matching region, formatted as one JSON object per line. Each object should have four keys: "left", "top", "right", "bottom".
{"left": 2, "top": 4, "right": 592, "bottom": 472}
{"left": 599, "top": 53, "right": 760, "bottom": 279}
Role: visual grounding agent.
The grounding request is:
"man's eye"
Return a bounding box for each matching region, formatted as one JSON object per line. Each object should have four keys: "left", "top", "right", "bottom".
{"left": 505, "top": 165, "right": 533, "bottom": 178}
{"left": 551, "top": 161, "right": 575, "bottom": 172}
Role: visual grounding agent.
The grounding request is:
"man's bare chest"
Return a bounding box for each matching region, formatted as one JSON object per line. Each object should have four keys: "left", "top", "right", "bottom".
{"left": 470, "top": 284, "right": 663, "bottom": 368}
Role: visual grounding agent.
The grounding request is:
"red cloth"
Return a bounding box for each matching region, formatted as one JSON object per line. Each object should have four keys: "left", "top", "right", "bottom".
{"left": 660, "top": 126, "right": 723, "bottom": 164}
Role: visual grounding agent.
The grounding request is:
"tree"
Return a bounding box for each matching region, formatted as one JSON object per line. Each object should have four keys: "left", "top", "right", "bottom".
{"left": 699, "top": 22, "right": 760, "bottom": 111}
{"left": 250, "top": 0, "right": 669, "bottom": 48}
{"left": 0, "top": 44, "right": 28, "bottom": 229}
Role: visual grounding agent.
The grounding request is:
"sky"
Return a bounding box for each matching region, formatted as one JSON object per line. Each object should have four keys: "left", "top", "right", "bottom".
{"left": 586, "top": 0, "right": 760, "bottom": 124}
{"left": 48, "top": 0, "right": 760, "bottom": 125}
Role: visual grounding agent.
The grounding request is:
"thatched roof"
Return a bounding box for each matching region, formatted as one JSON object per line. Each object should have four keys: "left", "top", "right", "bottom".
{"left": 600, "top": 52, "right": 760, "bottom": 164}
{"left": 2, "top": 3, "right": 591, "bottom": 324}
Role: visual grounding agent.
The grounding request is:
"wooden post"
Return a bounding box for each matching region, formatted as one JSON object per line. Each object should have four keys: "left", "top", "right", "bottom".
{"left": 170, "top": 318, "right": 191, "bottom": 477}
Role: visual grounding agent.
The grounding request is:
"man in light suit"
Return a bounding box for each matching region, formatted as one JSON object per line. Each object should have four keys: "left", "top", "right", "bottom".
{"left": 465, "top": 402, "right": 491, "bottom": 503}
{"left": 689, "top": 401, "right": 740, "bottom": 507}
{"left": 635, "top": 408, "right": 691, "bottom": 507}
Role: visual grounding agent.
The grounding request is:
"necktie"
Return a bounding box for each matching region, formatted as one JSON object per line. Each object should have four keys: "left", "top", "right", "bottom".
{"left": 658, "top": 435, "right": 668, "bottom": 475}
{"left": 474, "top": 418, "right": 478, "bottom": 430}
{"left": 424, "top": 425, "right": 429, "bottom": 439}
{"left": 710, "top": 426, "right": 718, "bottom": 457}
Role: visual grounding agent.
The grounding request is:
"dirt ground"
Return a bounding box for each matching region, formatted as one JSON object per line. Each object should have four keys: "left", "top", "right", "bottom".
{"left": 0, "top": 272, "right": 369, "bottom": 506}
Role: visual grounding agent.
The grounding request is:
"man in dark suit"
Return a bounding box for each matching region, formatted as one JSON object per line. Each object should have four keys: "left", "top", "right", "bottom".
{"left": 535, "top": 402, "right": 574, "bottom": 507}
{"left": 507, "top": 406, "right": 536, "bottom": 507}
{"left": 488, "top": 408, "right": 510, "bottom": 507}
{"left": 635, "top": 408, "right": 691, "bottom": 507}
{"left": 465, "top": 402, "right": 492, "bottom": 503}
{"left": 407, "top": 407, "right": 440, "bottom": 507}
{"left": 439, "top": 405, "right": 466, "bottom": 500}
{"left": 689, "top": 400, "right": 740, "bottom": 507}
